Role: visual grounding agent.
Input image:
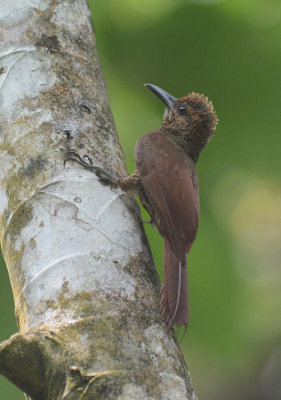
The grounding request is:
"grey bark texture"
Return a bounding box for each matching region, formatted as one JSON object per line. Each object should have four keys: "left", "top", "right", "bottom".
{"left": 0, "top": 1, "right": 197, "bottom": 399}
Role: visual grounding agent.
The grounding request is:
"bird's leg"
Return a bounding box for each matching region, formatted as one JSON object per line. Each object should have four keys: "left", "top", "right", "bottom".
{"left": 116, "top": 170, "right": 141, "bottom": 192}
{"left": 64, "top": 150, "right": 141, "bottom": 192}
{"left": 142, "top": 219, "right": 153, "bottom": 224}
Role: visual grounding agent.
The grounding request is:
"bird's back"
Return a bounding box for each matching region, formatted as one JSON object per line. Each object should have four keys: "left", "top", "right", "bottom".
{"left": 134, "top": 130, "right": 199, "bottom": 259}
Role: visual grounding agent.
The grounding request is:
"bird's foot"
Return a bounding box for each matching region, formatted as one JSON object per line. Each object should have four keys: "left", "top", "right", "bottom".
{"left": 64, "top": 151, "right": 117, "bottom": 187}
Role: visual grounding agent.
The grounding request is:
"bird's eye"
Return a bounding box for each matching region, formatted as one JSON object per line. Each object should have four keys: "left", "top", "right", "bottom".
{"left": 179, "top": 106, "right": 187, "bottom": 114}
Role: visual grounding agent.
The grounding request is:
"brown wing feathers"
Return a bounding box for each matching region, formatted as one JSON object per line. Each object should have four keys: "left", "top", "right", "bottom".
{"left": 135, "top": 131, "right": 199, "bottom": 328}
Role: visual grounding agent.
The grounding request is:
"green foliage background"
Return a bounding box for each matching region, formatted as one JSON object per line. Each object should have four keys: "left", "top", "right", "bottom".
{"left": 0, "top": 1, "right": 280, "bottom": 398}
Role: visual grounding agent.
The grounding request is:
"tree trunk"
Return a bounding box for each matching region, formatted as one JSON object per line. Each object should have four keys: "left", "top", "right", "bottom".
{"left": 0, "top": 1, "right": 197, "bottom": 399}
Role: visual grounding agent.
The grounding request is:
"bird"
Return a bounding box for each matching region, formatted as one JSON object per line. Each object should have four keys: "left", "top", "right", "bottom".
{"left": 65, "top": 83, "right": 218, "bottom": 331}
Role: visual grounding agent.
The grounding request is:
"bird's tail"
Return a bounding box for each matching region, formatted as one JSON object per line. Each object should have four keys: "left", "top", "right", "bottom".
{"left": 161, "top": 238, "right": 188, "bottom": 329}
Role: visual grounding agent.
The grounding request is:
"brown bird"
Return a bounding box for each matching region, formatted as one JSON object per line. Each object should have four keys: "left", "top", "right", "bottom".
{"left": 65, "top": 83, "right": 218, "bottom": 330}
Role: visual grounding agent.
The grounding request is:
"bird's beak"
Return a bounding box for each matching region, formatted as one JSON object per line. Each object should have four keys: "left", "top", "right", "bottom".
{"left": 145, "top": 83, "right": 176, "bottom": 110}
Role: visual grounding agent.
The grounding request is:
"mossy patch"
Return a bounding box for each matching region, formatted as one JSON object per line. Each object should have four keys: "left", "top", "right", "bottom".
{"left": 20, "top": 156, "right": 47, "bottom": 178}
{"left": 4, "top": 203, "right": 33, "bottom": 240}
{"left": 1, "top": 202, "right": 34, "bottom": 331}
{"left": 35, "top": 33, "right": 60, "bottom": 52}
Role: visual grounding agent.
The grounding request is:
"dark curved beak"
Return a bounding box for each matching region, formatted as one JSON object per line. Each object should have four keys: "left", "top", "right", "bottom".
{"left": 145, "top": 83, "right": 176, "bottom": 109}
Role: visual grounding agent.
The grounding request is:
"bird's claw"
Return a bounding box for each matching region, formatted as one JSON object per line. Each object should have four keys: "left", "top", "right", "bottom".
{"left": 64, "top": 150, "right": 117, "bottom": 187}
{"left": 83, "top": 154, "right": 93, "bottom": 165}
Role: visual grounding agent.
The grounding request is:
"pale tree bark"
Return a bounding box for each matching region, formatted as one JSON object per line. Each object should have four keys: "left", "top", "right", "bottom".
{"left": 0, "top": 1, "right": 197, "bottom": 399}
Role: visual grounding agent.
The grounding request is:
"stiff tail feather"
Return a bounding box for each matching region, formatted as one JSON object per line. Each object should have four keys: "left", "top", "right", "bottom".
{"left": 161, "top": 238, "right": 188, "bottom": 329}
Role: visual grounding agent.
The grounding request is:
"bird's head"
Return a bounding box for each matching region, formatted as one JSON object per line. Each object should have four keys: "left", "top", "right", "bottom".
{"left": 145, "top": 83, "right": 218, "bottom": 161}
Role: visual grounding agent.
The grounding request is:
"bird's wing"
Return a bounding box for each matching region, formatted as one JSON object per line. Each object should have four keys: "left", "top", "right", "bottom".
{"left": 134, "top": 131, "right": 199, "bottom": 258}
